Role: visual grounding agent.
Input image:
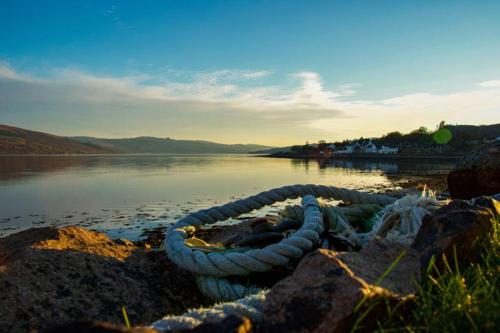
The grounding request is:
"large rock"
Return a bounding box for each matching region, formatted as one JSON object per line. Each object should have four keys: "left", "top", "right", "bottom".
{"left": 412, "top": 196, "right": 499, "bottom": 269}
{"left": 448, "top": 141, "right": 500, "bottom": 199}
{"left": 0, "top": 227, "right": 206, "bottom": 333}
{"left": 261, "top": 239, "right": 421, "bottom": 333}
{"left": 260, "top": 196, "right": 499, "bottom": 333}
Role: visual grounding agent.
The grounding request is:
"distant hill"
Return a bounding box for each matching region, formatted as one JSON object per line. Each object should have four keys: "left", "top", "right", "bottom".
{"left": 0, "top": 124, "right": 113, "bottom": 155}
{"left": 373, "top": 123, "right": 500, "bottom": 147}
{"left": 71, "top": 136, "right": 271, "bottom": 154}
{"left": 251, "top": 146, "right": 294, "bottom": 154}
{"left": 0, "top": 124, "right": 273, "bottom": 155}
{"left": 446, "top": 124, "right": 500, "bottom": 140}
{"left": 268, "top": 123, "right": 500, "bottom": 158}
{"left": 252, "top": 143, "right": 323, "bottom": 155}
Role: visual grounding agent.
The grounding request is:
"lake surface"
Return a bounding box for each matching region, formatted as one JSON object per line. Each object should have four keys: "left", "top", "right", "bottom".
{"left": 0, "top": 155, "right": 455, "bottom": 239}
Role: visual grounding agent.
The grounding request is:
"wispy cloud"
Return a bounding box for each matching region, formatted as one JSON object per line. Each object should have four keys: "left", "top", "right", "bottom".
{"left": 479, "top": 80, "right": 500, "bottom": 88}
{"left": 0, "top": 61, "right": 37, "bottom": 82}
{"left": 0, "top": 61, "right": 499, "bottom": 144}
{"left": 104, "top": 4, "right": 133, "bottom": 29}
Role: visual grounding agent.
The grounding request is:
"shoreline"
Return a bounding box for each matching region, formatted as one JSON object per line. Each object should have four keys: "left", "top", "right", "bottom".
{"left": 0, "top": 153, "right": 257, "bottom": 157}
{"left": 258, "top": 153, "right": 462, "bottom": 161}
{"left": 0, "top": 172, "right": 450, "bottom": 240}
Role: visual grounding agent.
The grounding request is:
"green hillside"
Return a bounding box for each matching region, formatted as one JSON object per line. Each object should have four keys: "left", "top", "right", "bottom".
{"left": 71, "top": 136, "right": 272, "bottom": 154}
{"left": 0, "top": 124, "right": 113, "bottom": 155}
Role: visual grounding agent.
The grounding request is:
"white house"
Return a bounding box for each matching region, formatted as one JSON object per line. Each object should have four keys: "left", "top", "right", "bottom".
{"left": 378, "top": 146, "right": 399, "bottom": 154}
{"left": 332, "top": 140, "right": 398, "bottom": 154}
{"left": 362, "top": 140, "right": 378, "bottom": 153}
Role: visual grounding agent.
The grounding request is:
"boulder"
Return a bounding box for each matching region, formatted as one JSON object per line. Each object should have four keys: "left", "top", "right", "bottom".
{"left": 261, "top": 196, "right": 499, "bottom": 333}
{"left": 412, "top": 196, "right": 499, "bottom": 269}
{"left": 261, "top": 239, "right": 421, "bottom": 333}
{"left": 0, "top": 227, "right": 206, "bottom": 333}
{"left": 448, "top": 141, "right": 500, "bottom": 199}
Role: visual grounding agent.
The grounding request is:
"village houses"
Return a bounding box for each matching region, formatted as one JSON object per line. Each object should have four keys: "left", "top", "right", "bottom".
{"left": 327, "top": 140, "right": 398, "bottom": 155}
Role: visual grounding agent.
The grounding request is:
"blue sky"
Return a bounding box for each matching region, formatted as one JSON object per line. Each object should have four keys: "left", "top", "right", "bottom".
{"left": 1, "top": 0, "right": 500, "bottom": 145}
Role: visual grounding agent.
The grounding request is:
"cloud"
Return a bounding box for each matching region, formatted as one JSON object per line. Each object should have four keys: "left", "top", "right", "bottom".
{"left": 0, "top": 61, "right": 499, "bottom": 144}
{"left": 0, "top": 61, "right": 39, "bottom": 82}
{"left": 307, "top": 87, "right": 500, "bottom": 138}
{"left": 0, "top": 62, "right": 345, "bottom": 144}
{"left": 0, "top": 62, "right": 18, "bottom": 79}
{"left": 104, "top": 4, "right": 132, "bottom": 29}
{"left": 479, "top": 80, "right": 500, "bottom": 88}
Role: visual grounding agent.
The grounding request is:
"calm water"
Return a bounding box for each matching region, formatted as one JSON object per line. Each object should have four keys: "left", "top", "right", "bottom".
{"left": 0, "top": 155, "right": 454, "bottom": 239}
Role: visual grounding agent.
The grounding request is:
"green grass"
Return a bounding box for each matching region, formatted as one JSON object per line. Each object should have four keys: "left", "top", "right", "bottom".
{"left": 364, "top": 219, "right": 500, "bottom": 333}
{"left": 121, "top": 306, "right": 131, "bottom": 329}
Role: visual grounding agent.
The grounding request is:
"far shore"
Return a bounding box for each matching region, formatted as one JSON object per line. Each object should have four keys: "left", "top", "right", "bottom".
{"left": 0, "top": 152, "right": 258, "bottom": 157}
{"left": 258, "top": 152, "right": 462, "bottom": 161}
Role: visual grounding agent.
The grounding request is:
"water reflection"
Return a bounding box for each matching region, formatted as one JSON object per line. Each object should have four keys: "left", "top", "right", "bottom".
{"left": 0, "top": 155, "right": 455, "bottom": 239}
{"left": 289, "top": 158, "right": 454, "bottom": 175}
{"left": 0, "top": 155, "right": 235, "bottom": 182}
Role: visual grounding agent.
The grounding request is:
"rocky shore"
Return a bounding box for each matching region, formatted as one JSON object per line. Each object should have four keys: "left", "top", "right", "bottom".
{"left": 1, "top": 142, "right": 499, "bottom": 333}
{"left": 0, "top": 227, "right": 209, "bottom": 332}
{"left": 1, "top": 195, "right": 498, "bottom": 333}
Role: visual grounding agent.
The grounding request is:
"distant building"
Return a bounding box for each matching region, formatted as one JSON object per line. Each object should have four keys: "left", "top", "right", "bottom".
{"left": 319, "top": 147, "right": 333, "bottom": 158}
{"left": 333, "top": 139, "right": 398, "bottom": 155}
{"left": 378, "top": 146, "right": 399, "bottom": 154}
{"left": 363, "top": 140, "right": 378, "bottom": 153}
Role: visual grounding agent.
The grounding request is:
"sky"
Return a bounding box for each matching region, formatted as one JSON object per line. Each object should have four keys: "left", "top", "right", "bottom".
{"left": 1, "top": 0, "right": 500, "bottom": 146}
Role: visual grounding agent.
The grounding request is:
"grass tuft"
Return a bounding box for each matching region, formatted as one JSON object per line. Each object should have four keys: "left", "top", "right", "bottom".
{"left": 373, "top": 218, "right": 500, "bottom": 332}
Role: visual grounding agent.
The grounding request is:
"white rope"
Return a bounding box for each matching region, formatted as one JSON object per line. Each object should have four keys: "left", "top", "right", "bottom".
{"left": 165, "top": 184, "right": 395, "bottom": 278}
{"left": 195, "top": 275, "right": 261, "bottom": 302}
{"left": 151, "top": 185, "right": 500, "bottom": 332}
{"left": 155, "top": 185, "right": 458, "bottom": 331}
{"left": 150, "top": 290, "right": 268, "bottom": 332}
{"left": 363, "top": 189, "right": 443, "bottom": 246}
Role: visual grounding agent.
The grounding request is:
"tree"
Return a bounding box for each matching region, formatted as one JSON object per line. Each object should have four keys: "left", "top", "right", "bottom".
{"left": 380, "top": 131, "right": 403, "bottom": 145}
{"left": 413, "top": 126, "right": 429, "bottom": 135}
{"left": 318, "top": 140, "right": 327, "bottom": 150}
{"left": 417, "top": 126, "right": 429, "bottom": 134}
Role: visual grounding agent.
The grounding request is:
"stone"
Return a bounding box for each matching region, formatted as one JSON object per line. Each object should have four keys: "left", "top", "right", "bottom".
{"left": 448, "top": 141, "right": 500, "bottom": 199}
{"left": 0, "top": 227, "right": 207, "bottom": 333}
{"left": 220, "top": 233, "right": 244, "bottom": 247}
{"left": 249, "top": 217, "right": 272, "bottom": 229}
{"left": 261, "top": 238, "right": 421, "bottom": 333}
{"left": 269, "top": 218, "right": 303, "bottom": 233}
{"left": 412, "top": 196, "right": 500, "bottom": 269}
{"left": 236, "top": 232, "right": 284, "bottom": 247}
{"left": 260, "top": 197, "right": 499, "bottom": 332}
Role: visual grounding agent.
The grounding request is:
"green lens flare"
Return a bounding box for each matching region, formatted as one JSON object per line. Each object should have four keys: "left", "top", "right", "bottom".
{"left": 433, "top": 128, "right": 453, "bottom": 144}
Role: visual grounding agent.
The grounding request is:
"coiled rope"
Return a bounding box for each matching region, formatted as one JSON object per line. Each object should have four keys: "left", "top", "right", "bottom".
{"left": 165, "top": 184, "right": 395, "bottom": 279}
{"left": 156, "top": 184, "right": 451, "bottom": 331}
{"left": 151, "top": 290, "right": 267, "bottom": 332}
